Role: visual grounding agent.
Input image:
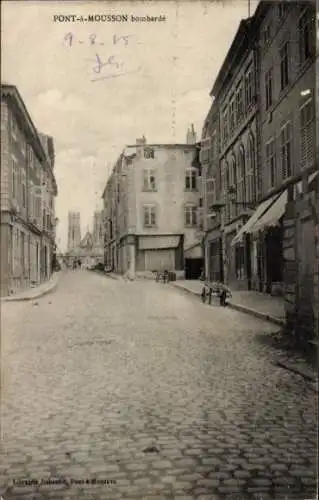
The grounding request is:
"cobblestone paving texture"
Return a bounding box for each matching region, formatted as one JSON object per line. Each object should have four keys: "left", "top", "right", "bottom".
{"left": 1, "top": 271, "right": 317, "bottom": 499}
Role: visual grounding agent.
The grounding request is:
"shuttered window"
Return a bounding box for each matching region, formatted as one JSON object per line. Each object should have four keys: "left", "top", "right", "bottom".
{"left": 266, "top": 139, "right": 276, "bottom": 189}
{"left": 280, "top": 122, "right": 292, "bottom": 179}
{"left": 229, "top": 157, "right": 237, "bottom": 220}
{"left": 299, "top": 8, "right": 315, "bottom": 65}
{"left": 237, "top": 147, "right": 246, "bottom": 206}
{"left": 222, "top": 162, "right": 230, "bottom": 223}
{"left": 300, "top": 99, "right": 314, "bottom": 169}
{"left": 265, "top": 67, "right": 273, "bottom": 110}
{"left": 11, "top": 157, "right": 18, "bottom": 200}
{"left": 280, "top": 41, "right": 289, "bottom": 90}
{"left": 246, "top": 135, "right": 255, "bottom": 203}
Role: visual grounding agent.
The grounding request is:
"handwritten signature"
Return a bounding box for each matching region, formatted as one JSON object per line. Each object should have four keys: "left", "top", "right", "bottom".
{"left": 64, "top": 32, "right": 134, "bottom": 47}
{"left": 88, "top": 53, "right": 140, "bottom": 82}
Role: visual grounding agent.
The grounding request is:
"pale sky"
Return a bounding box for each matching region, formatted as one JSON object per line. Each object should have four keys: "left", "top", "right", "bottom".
{"left": 1, "top": 0, "right": 258, "bottom": 252}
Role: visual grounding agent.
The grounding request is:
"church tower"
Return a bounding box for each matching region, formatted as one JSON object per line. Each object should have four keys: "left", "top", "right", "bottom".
{"left": 67, "top": 211, "right": 81, "bottom": 251}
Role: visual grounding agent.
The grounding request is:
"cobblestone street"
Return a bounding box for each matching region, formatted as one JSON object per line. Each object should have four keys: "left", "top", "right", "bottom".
{"left": 1, "top": 270, "right": 317, "bottom": 500}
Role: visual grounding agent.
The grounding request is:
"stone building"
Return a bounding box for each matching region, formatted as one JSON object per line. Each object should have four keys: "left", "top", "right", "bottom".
{"left": 201, "top": 100, "right": 223, "bottom": 283}
{"left": 102, "top": 135, "right": 203, "bottom": 279}
{"left": 235, "top": 1, "right": 317, "bottom": 297}
{"left": 254, "top": 0, "right": 317, "bottom": 339}
{"left": 201, "top": 0, "right": 317, "bottom": 342}
{"left": 0, "top": 84, "right": 58, "bottom": 297}
{"left": 203, "top": 18, "right": 259, "bottom": 290}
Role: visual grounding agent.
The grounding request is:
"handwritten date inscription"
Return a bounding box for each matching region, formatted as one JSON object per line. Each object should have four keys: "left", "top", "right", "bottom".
{"left": 64, "top": 32, "right": 140, "bottom": 82}
{"left": 64, "top": 32, "right": 134, "bottom": 47}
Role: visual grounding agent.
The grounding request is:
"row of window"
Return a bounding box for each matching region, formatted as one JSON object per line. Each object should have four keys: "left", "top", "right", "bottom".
{"left": 10, "top": 114, "right": 52, "bottom": 188}
{"left": 204, "top": 102, "right": 314, "bottom": 215}
{"left": 221, "top": 64, "right": 255, "bottom": 146}
{"left": 265, "top": 98, "right": 314, "bottom": 189}
{"left": 12, "top": 162, "right": 53, "bottom": 233}
{"left": 142, "top": 167, "right": 198, "bottom": 192}
{"left": 142, "top": 205, "right": 198, "bottom": 228}
{"left": 264, "top": 9, "right": 314, "bottom": 111}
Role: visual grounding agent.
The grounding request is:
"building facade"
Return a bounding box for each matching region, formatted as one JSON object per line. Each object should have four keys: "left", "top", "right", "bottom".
{"left": 253, "top": 0, "right": 317, "bottom": 337}
{"left": 202, "top": 18, "right": 259, "bottom": 290}
{"left": 201, "top": 101, "right": 223, "bottom": 283}
{"left": 201, "top": 0, "right": 318, "bottom": 341}
{"left": 0, "top": 84, "right": 58, "bottom": 297}
{"left": 102, "top": 136, "right": 203, "bottom": 279}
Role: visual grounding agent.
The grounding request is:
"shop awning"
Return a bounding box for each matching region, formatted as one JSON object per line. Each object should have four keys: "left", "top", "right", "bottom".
{"left": 184, "top": 243, "right": 203, "bottom": 259}
{"left": 308, "top": 171, "right": 318, "bottom": 184}
{"left": 138, "top": 235, "right": 180, "bottom": 250}
{"left": 249, "top": 190, "right": 288, "bottom": 234}
{"left": 231, "top": 193, "right": 280, "bottom": 246}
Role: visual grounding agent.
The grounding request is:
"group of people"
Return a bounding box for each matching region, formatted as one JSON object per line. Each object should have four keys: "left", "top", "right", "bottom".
{"left": 72, "top": 259, "right": 82, "bottom": 270}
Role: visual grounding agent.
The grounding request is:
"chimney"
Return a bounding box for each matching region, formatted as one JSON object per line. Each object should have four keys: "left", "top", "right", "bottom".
{"left": 136, "top": 136, "right": 146, "bottom": 146}
{"left": 136, "top": 136, "right": 146, "bottom": 157}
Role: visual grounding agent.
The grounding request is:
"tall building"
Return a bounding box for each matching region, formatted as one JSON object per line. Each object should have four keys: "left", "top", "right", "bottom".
{"left": 67, "top": 211, "right": 81, "bottom": 251}
{"left": 207, "top": 17, "right": 259, "bottom": 291}
{"left": 201, "top": 0, "right": 318, "bottom": 341}
{"left": 0, "top": 84, "right": 58, "bottom": 296}
{"left": 102, "top": 136, "right": 203, "bottom": 278}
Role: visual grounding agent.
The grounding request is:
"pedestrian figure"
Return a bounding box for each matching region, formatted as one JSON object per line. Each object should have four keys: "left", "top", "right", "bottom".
{"left": 163, "top": 270, "right": 169, "bottom": 284}
{"left": 219, "top": 289, "right": 227, "bottom": 307}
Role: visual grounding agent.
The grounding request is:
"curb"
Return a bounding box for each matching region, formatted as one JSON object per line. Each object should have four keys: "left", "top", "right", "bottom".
{"left": 275, "top": 360, "right": 317, "bottom": 384}
{"left": 227, "top": 302, "right": 285, "bottom": 327}
{"left": 171, "top": 283, "right": 285, "bottom": 327}
{"left": 1, "top": 272, "right": 61, "bottom": 303}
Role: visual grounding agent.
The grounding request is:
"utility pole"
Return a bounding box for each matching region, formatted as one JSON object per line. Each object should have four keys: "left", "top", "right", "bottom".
{"left": 248, "top": 0, "right": 251, "bottom": 17}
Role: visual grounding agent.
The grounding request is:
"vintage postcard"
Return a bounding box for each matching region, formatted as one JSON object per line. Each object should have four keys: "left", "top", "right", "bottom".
{"left": 1, "top": 0, "right": 318, "bottom": 499}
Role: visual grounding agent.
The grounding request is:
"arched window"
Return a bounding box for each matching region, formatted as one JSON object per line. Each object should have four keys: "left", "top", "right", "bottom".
{"left": 237, "top": 145, "right": 246, "bottom": 205}
{"left": 229, "top": 156, "right": 237, "bottom": 219}
{"left": 247, "top": 134, "right": 256, "bottom": 203}
{"left": 221, "top": 160, "right": 229, "bottom": 222}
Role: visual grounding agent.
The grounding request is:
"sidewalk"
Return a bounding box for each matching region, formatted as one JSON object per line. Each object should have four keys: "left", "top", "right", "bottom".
{"left": 171, "top": 280, "right": 285, "bottom": 326}
{"left": 172, "top": 280, "right": 318, "bottom": 390}
{"left": 1, "top": 272, "right": 61, "bottom": 302}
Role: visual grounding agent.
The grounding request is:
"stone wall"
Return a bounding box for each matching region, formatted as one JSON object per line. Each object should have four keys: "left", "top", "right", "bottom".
{"left": 284, "top": 183, "right": 318, "bottom": 345}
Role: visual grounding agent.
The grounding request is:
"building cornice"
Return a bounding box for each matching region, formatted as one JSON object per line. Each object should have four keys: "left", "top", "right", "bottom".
{"left": 210, "top": 19, "right": 252, "bottom": 99}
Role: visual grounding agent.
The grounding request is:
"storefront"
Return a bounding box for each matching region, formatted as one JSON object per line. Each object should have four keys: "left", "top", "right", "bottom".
{"left": 231, "top": 191, "right": 287, "bottom": 294}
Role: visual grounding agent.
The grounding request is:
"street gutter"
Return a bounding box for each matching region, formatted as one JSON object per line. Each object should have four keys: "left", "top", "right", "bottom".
{"left": 1, "top": 272, "right": 61, "bottom": 302}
